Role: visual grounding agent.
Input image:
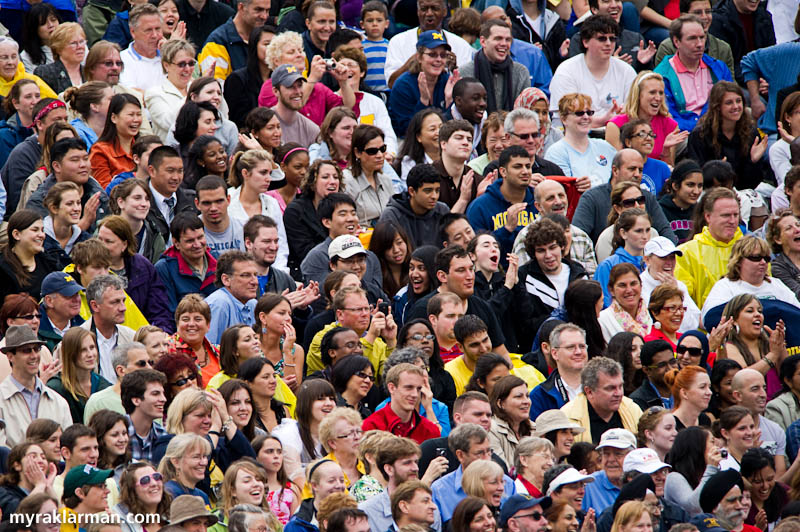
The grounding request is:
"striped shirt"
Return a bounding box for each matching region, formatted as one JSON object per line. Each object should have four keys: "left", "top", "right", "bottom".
{"left": 362, "top": 37, "right": 389, "bottom": 91}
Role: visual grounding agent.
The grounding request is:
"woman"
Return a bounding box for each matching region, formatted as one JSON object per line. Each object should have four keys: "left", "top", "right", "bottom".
{"left": 25, "top": 419, "right": 62, "bottom": 466}
{"left": 468, "top": 112, "right": 509, "bottom": 176}
{"left": 285, "top": 458, "right": 345, "bottom": 532}
{"left": 450, "top": 496, "right": 497, "bottom": 532}
{"left": 97, "top": 215, "right": 172, "bottom": 332}
{"left": 488, "top": 375, "right": 532, "bottom": 467}
{"left": 644, "top": 284, "right": 687, "bottom": 349}
{"left": 770, "top": 93, "right": 800, "bottom": 213}
{"left": 606, "top": 71, "right": 683, "bottom": 164}
{"left": 47, "top": 327, "right": 111, "bottom": 423}
{"left": 237, "top": 108, "right": 281, "bottom": 156}
{"left": 551, "top": 279, "right": 607, "bottom": 358}
{"left": 89, "top": 93, "right": 142, "bottom": 189}
{"left": 207, "top": 324, "right": 263, "bottom": 390}
{"left": 598, "top": 263, "right": 653, "bottom": 343}
{"left": 765, "top": 355, "right": 800, "bottom": 431}
{"left": 63, "top": 81, "right": 113, "bottom": 149}
{"left": 0, "top": 210, "right": 56, "bottom": 302}
{"left": 239, "top": 357, "right": 293, "bottom": 433}
{"left": 271, "top": 379, "right": 337, "bottom": 486}
{"left": 533, "top": 410, "right": 584, "bottom": 463}
{"left": 0, "top": 79, "right": 39, "bottom": 168}
{"left": 135, "top": 325, "right": 169, "bottom": 363}
{"left": 595, "top": 208, "right": 651, "bottom": 306}
{"left": 88, "top": 409, "right": 131, "bottom": 478}
{"left": 708, "top": 359, "right": 742, "bottom": 418}
{"left": 41, "top": 182, "right": 89, "bottom": 266}
{"left": 253, "top": 434, "right": 301, "bottom": 523}
{"left": 33, "top": 22, "right": 85, "bottom": 93}
{"left": 769, "top": 211, "right": 800, "bottom": 300}
{"left": 687, "top": 81, "right": 769, "bottom": 191}
{"left": 343, "top": 124, "right": 398, "bottom": 227}
{"left": 389, "top": 30, "right": 456, "bottom": 135}
{"left": 109, "top": 178, "right": 165, "bottom": 264}
{"left": 144, "top": 39, "right": 197, "bottom": 142}
{"left": 212, "top": 460, "right": 282, "bottom": 532}
{"left": 157, "top": 0, "right": 180, "bottom": 38}
{"left": 349, "top": 430, "right": 392, "bottom": 502}
{"left": 741, "top": 447, "right": 788, "bottom": 529}
{"left": 112, "top": 462, "right": 169, "bottom": 532}
{"left": 545, "top": 93, "right": 617, "bottom": 189}
{"left": 514, "top": 87, "right": 563, "bottom": 157}
{"left": 255, "top": 293, "right": 303, "bottom": 391}
{"left": 157, "top": 432, "right": 213, "bottom": 505}
{"left": 0, "top": 294, "right": 54, "bottom": 382}
{"left": 173, "top": 101, "right": 220, "bottom": 184}
{"left": 546, "top": 502, "right": 583, "bottom": 532}
{"left": 462, "top": 459, "right": 506, "bottom": 512}
{"left": 331, "top": 354, "right": 373, "bottom": 419}
{"left": 14, "top": 493, "right": 59, "bottom": 532}
{"left": 153, "top": 353, "right": 201, "bottom": 413}
{"left": 166, "top": 294, "right": 220, "bottom": 387}
{"left": 513, "top": 437, "right": 555, "bottom": 497}
{"left": 658, "top": 160, "right": 703, "bottom": 243}
{"left": 718, "top": 405, "right": 757, "bottom": 471}
{"left": 309, "top": 107, "right": 358, "bottom": 169}
{"left": 395, "top": 108, "right": 443, "bottom": 181}
{"left": 370, "top": 222, "right": 412, "bottom": 299}
{"left": 469, "top": 234, "right": 515, "bottom": 339}
{"left": 317, "top": 407, "right": 364, "bottom": 491}
{"left": 225, "top": 25, "right": 275, "bottom": 128}
{"left": 0, "top": 38, "right": 56, "bottom": 99}
{"left": 184, "top": 77, "right": 238, "bottom": 153}
{"left": 218, "top": 378, "right": 263, "bottom": 441}
{"left": 393, "top": 246, "right": 438, "bottom": 327}
{"left": 269, "top": 143, "right": 308, "bottom": 213}
{"left": 595, "top": 182, "right": 657, "bottom": 262}
{"left": 637, "top": 406, "right": 677, "bottom": 461}
{"left": 0, "top": 442, "right": 55, "bottom": 516}
{"left": 465, "top": 353, "right": 511, "bottom": 399}
{"left": 702, "top": 235, "right": 800, "bottom": 320}
{"left": 397, "top": 318, "right": 456, "bottom": 412}
{"left": 605, "top": 332, "right": 645, "bottom": 396}
{"left": 20, "top": 4, "right": 58, "bottom": 72}
{"left": 610, "top": 501, "right": 652, "bottom": 532}
{"left": 665, "top": 365, "right": 712, "bottom": 430}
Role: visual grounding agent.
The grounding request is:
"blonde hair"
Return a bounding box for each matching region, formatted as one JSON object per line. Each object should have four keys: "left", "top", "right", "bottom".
{"left": 165, "top": 388, "right": 213, "bottom": 434}
{"left": 358, "top": 430, "right": 395, "bottom": 474}
{"left": 726, "top": 235, "right": 772, "bottom": 281}
{"left": 60, "top": 328, "right": 96, "bottom": 400}
{"left": 157, "top": 433, "right": 211, "bottom": 482}
{"left": 611, "top": 501, "right": 650, "bottom": 532}
{"left": 219, "top": 460, "right": 281, "bottom": 528}
{"left": 623, "top": 71, "right": 669, "bottom": 118}
{"left": 48, "top": 22, "right": 85, "bottom": 57}
{"left": 318, "top": 407, "right": 363, "bottom": 453}
{"left": 461, "top": 459, "right": 504, "bottom": 499}
{"left": 228, "top": 149, "right": 274, "bottom": 189}
{"left": 265, "top": 31, "right": 304, "bottom": 70}
{"left": 161, "top": 39, "right": 196, "bottom": 73}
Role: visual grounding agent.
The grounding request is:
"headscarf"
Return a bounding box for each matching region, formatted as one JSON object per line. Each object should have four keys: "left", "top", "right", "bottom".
{"left": 677, "top": 330, "right": 711, "bottom": 371}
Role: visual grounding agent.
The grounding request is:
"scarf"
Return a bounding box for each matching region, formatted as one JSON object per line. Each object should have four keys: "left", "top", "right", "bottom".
{"left": 473, "top": 49, "right": 514, "bottom": 113}
{"left": 610, "top": 299, "right": 652, "bottom": 337}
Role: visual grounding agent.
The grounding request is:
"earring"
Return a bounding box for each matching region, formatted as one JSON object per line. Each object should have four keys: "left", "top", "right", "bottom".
{"left": 262, "top": 327, "right": 268, "bottom": 334}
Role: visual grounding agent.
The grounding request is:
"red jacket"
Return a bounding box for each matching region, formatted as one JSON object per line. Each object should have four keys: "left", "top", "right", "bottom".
{"left": 362, "top": 402, "right": 441, "bottom": 444}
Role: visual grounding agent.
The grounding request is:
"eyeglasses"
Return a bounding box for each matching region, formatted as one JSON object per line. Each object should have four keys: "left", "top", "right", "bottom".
{"left": 100, "top": 60, "right": 124, "bottom": 68}
{"left": 341, "top": 306, "right": 371, "bottom": 313}
{"left": 16, "top": 346, "right": 42, "bottom": 354}
{"left": 593, "top": 35, "right": 618, "bottom": 43}
{"left": 15, "top": 313, "right": 41, "bottom": 320}
{"left": 133, "top": 359, "right": 154, "bottom": 368}
{"left": 138, "top": 473, "right": 163, "bottom": 486}
{"left": 355, "top": 371, "right": 374, "bottom": 382}
{"left": 648, "top": 357, "right": 679, "bottom": 370}
{"left": 68, "top": 39, "right": 87, "bottom": 48}
{"left": 410, "top": 334, "right": 435, "bottom": 341}
{"left": 744, "top": 255, "right": 771, "bottom": 263}
{"left": 422, "top": 51, "right": 448, "bottom": 59}
{"left": 660, "top": 305, "right": 687, "bottom": 314}
{"left": 510, "top": 131, "right": 541, "bottom": 140}
{"left": 572, "top": 110, "right": 595, "bottom": 117}
{"left": 335, "top": 428, "right": 363, "bottom": 439}
{"left": 513, "top": 512, "right": 544, "bottom": 521}
{"left": 676, "top": 345, "right": 703, "bottom": 357}
{"left": 171, "top": 376, "right": 197, "bottom": 387}
{"left": 556, "top": 343, "right": 588, "bottom": 352}
{"left": 620, "top": 195, "right": 646, "bottom": 208}
{"left": 363, "top": 145, "right": 387, "bottom": 155}
{"left": 632, "top": 131, "right": 657, "bottom": 139}
{"left": 336, "top": 341, "right": 361, "bottom": 351}
{"left": 173, "top": 59, "right": 197, "bottom": 69}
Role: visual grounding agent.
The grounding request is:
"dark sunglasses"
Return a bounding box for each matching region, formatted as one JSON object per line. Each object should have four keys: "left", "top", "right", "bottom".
{"left": 594, "top": 35, "right": 618, "bottom": 43}
{"left": 514, "top": 512, "right": 544, "bottom": 521}
{"left": 620, "top": 195, "right": 646, "bottom": 208}
{"left": 745, "top": 255, "right": 771, "bottom": 263}
{"left": 100, "top": 60, "right": 124, "bottom": 68}
{"left": 511, "top": 131, "right": 541, "bottom": 140}
{"left": 572, "top": 110, "right": 595, "bottom": 117}
{"left": 409, "top": 334, "right": 435, "bottom": 341}
{"left": 676, "top": 345, "right": 703, "bottom": 357}
{"left": 355, "top": 371, "right": 374, "bottom": 382}
{"left": 134, "top": 359, "right": 154, "bottom": 368}
{"left": 173, "top": 59, "right": 197, "bottom": 69}
{"left": 138, "top": 472, "right": 163, "bottom": 486}
{"left": 171, "top": 376, "right": 197, "bottom": 387}
{"left": 15, "top": 313, "right": 41, "bottom": 320}
{"left": 363, "top": 145, "right": 387, "bottom": 155}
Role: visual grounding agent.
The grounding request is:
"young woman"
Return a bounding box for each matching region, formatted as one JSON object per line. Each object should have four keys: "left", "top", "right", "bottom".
{"left": 218, "top": 378, "right": 262, "bottom": 441}
{"left": 207, "top": 325, "right": 262, "bottom": 390}
{"left": 450, "top": 497, "right": 497, "bottom": 532}
{"left": 708, "top": 359, "right": 742, "bottom": 418}
{"left": 0, "top": 210, "right": 55, "bottom": 302}
{"left": 545, "top": 502, "right": 582, "bottom": 532}
{"left": 212, "top": 460, "right": 283, "bottom": 532}
{"left": 158, "top": 432, "right": 213, "bottom": 505}
{"left": 18, "top": 121, "right": 77, "bottom": 212}
{"left": 770, "top": 92, "right": 800, "bottom": 212}
{"left": 88, "top": 410, "right": 131, "bottom": 479}
{"left": 533, "top": 410, "right": 584, "bottom": 464}
{"left": 20, "top": 4, "right": 58, "bottom": 72}
{"left": 63, "top": 81, "right": 112, "bottom": 150}
{"left": 610, "top": 501, "right": 652, "bottom": 532}
{"left": 255, "top": 293, "right": 303, "bottom": 392}
{"left": 109, "top": 178, "right": 165, "bottom": 264}
{"left": 665, "top": 365, "right": 712, "bottom": 430}
{"left": 741, "top": 447, "right": 788, "bottom": 530}
{"left": 462, "top": 459, "right": 506, "bottom": 512}
{"left": 237, "top": 108, "right": 281, "bottom": 156}
{"left": 310, "top": 107, "right": 358, "bottom": 169}
{"left": 183, "top": 136, "right": 228, "bottom": 192}
{"left": 468, "top": 111, "right": 509, "bottom": 176}
{"left": 392, "top": 245, "right": 438, "bottom": 327}
{"left": 595, "top": 208, "right": 652, "bottom": 307}
{"left": 687, "top": 81, "right": 769, "bottom": 191}
{"left": 664, "top": 426, "right": 722, "bottom": 514}
{"left": 395, "top": 108, "right": 443, "bottom": 181}
{"left": 718, "top": 405, "right": 757, "bottom": 471}
{"left": 24, "top": 419, "right": 62, "bottom": 466}
{"left": 0, "top": 442, "right": 56, "bottom": 516}
{"left": 167, "top": 294, "right": 220, "bottom": 387}
{"left": 605, "top": 331, "right": 644, "bottom": 396}
{"left": 553, "top": 279, "right": 607, "bottom": 359}
{"left": 14, "top": 493, "right": 59, "bottom": 532}
{"left": 33, "top": 22, "right": 85, "bottom": 93}
{"left": 465, "top": 353, "right": 512, "bottom": 399}
{"left": 513, "top": 437, "right": 555, "bottom": 497}
{"left": 173, "top": 101, "right": 220, "bottom": 180}
{"left": 0, "top": 79, "right": 40, "bottom": 168}
{"left": 144, "top": 39, "right": 196, "bottom": 142}
{"left": 349, "top": 430, "right": 392, "bottom": 502}
{"left": 152, "top": 353, "right": 201, "bottom": 413}
{"left": 252, "top": 434, "right": 301, "bottom": 524}
{"left": 468, "top": 233, "right": 506, "bottom": 306}
{"left": 595, "top": 182, "right": 655, "bottom": 263}
{"left": 369, "top": 222, "right": 412, "bottom": 298}
{"left": 239, "top": 357, "right": 293, "bottom": 433}
{"left": 185, "top": 77, "right": 238, "bottom": 153}
{"left": 285, "top": 458, "right": 345, "bottom": 532}
{"left": 343, "top": 124, "right": 399, "bottom": 227}
{"left": 156, "top": 0, "right": 180, "bottom": 38}
{"left": 330, "top": 354, "right": 374, "bottom": 419}
{"left": 644, "top": 284, "right": 686, "bottom": 349}
{"left": 598, "top": 263, "right": 653, "bottom": 343}
{"left": 47, "top": 327, "right": 111, "bottom": 423}
{"left": 89, "top": 93, "right": 142, "bottom": 188}
{"left": 42, "top": 182, "right": 89, "bottom": 265}
{"left": 112, "top": 462, "right": 169, "bottom": 532}
{"left": 488, "top": 375, "right": 532, "bottom": 467}
{"left": 225, "top": 25, "right": 275, "bottom": 128}
{"left": 658, "top": 160, "right": 703, "bottom": 243}
{"left": 637, "top": 406, "right": 677, "bottom": 461}
{"left": 268, "top": 143, "right": 309, "bottom": 213}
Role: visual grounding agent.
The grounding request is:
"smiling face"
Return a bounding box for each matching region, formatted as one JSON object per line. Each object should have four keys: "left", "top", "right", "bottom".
{"left": 735, "top": 371, "right": 767, "bottom": 415}
{"left": 682, "top": 371, "right": 712, "bottom": 410}
{"left": 637, "top": 79, "right": 665, "bottom": 119}
{"left": 724, "top": 414, "right": 755, "bottom": 453}
{"left": 177, "top": 444, "right": 209, "bottom": 485}
{"left": 330, "top": 116, "right": 357, "bottom": 158}
{"left": 256, "top": 115, "right": 282, "bottom": 150}
{"left": 165, "top": 49, "right": 195, "bottom": 89}
{"left": 611, "top": 272, "right": 642, "bottom": 313}
{"left": 481, "top": 25, "right": 512, "bottom": 63}
{"left": 719, "top": 90, "right": 744, "bottom": 124}
{"left": 748, "top": 465, "right": 776, "bottom": 503}
{"left": 311, "top": 395, "right": 337, "bottom": 423}
{"left": 103, "top": 420, "right": 129, "bottom": 457}
{"left": 389, "top": 371, "right": 425, "bottom": 413}
{"left": 419, "top": 45, "right": 448, "bottom": 78}
{"left": 672, "top": 172, "right": 703, "bottom": 208}
{"left": 417, "top": 113, "right": 443, "bottom": 154}
{"left": 500, "top": 384, "right": 532, "bottom": 424}
{"left": 313, "top": 163, "right": 341, "bottom": 200}
{"left": 384, "top": 233, "right": 408, "bottom": 266}
{"left": 111, "top": 102, "right": 143, "bottom": 138}
{"left": 0, "top": 42, "right": 19, "bottom": 81}
{"left": 456, "top": 82, "right": 488, "bottom": 125}
{"left": 233, "top": 466, "right": 266, "bottom": 506}
{"left": 734, "top": 299, "right": 764, "bottom": 339}
{"left": 133, "top": 465, "right": 163, "bottom": 507}
{"left": 654, "top": 296, "right": 685, "bottom": 335}
{"left": 176, "top": 311, "right": 210, "bottom": 346}
{"left": 52, "top": 189, "right": 83, "bottom": 226}
{"left": 534, "top": 239, "right": 563, "bottom": 275}
{"left": 197, "top": 140, "right": 227, "bottom": 176}
{"left": 599, "top": 446, "right": 629, "bottom": 484}
{"left": 481, "top": 474, "right": 505, "bottom": 507}
{"left": 53, "top": 148, "right": 90, "bottom": 185}
{"left": 311, "top": 461, "right": 345, "bottom": 501}
{"left": 534, "top": 180, "right": 568, "bottom": 216}
{"left": 227, "top": 387, "right": 254, "bottom": 430}
{"left": 552, "top": 505, "right": 580, "bottom": 532}
{"left": 592, "top": 0, "right": 622, "bottom": 19}
{"left": 306, "top": 7, "right": 336, "bottom": 45}
{"left": 13, "top": 82, "right": 41, "bottom": 120}
{"left": 626, "top": 123, "right": 655, "bottom": 158}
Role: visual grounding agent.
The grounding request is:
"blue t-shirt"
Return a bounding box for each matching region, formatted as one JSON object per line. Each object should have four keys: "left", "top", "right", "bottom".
{"left": 544, "top": 138, "right": 617, "bottom": 188}
{"left": 640, "top": 157, "right": 671, "bottom": 195}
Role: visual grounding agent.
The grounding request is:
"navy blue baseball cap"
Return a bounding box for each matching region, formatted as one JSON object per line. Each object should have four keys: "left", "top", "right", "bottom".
{"left": 416, "top": 30, "right": 451, "bottom": 50}
{"left": 499, "top": 494, "right": 551, "bottom": 528}
{"left": 690, "top": 514, "right": 727, "bottom": 532}
{"left": 41, "top": 272, "right": 83, "bottom": 298}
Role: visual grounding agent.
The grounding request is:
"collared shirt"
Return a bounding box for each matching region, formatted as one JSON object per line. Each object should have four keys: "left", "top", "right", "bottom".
{"left": 670, "top": 54, "right": 713, "bottom": 115}
{"left": 119, "top": 43, "right": 164, "bottom": 92}
{"left": 431, "top": 465, "right": 515, "bottom": 522}
{"left": 127, "top": 415, "right": 167, "bottom": 463}
{"left": 342, "top": 168, "right": 395, "bottom": 227}
{"left": 96, "top": 327, "right": 120, "bottom": 384}
{"left": 581, "top": 470, "right": 620, "bottom": 514}
{"left": 359, "top": 489, "right": 443, "bottom": 532}
{"left": 204, "top": 287, "right": 257, "bottom": 345}
{"left": 149, "top": 183, "right": 177, "bottom": 228}
{"left": 48, "top": 316, "right": 70, "bottom": 338}
{"left": 8, "top": 374, "right": 43, "bottom": 418}
{"left": 648, "top": 379, "right": 674, "bottom": 409}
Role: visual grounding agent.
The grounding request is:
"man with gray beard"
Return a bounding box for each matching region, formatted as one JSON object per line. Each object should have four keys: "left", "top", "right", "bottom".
{"left": 699, "top": 470, "right": 756, "bottom": 532}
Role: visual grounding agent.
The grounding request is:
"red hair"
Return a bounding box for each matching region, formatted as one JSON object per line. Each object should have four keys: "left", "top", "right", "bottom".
{"left": 664, "top": 365, "right": 708, "bottom": 409}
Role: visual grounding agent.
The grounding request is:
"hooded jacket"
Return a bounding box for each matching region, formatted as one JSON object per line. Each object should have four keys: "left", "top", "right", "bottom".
{"left": 658, "top": 195, "right": 695, "bottom": 244}
{"left": 506, "top": 0, "right": 567, "bottom": 69}
{"left": 674, "top": 226, "right": 743, "bottom": 310}
{"left": 378, "top": 192, "right": 450, "bottom": 248}
{"left": 2, "top": 134, "right": 41, "bottom": 218}
{"left": 154, "top": 246, "right": 218, "bottom": 315}
{"left": 466, "top": 180, "right": 538, "bottom": 256}
{"left": 0, "top": 113, "right": 32, "bottom": 170}
{"left": 124, "top": 253, "right": 174, "bottom": 333}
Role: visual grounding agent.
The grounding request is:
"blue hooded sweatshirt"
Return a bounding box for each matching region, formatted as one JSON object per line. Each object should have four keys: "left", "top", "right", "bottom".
{"left": 466, "top": 179, "right": 538, "bottom": 257}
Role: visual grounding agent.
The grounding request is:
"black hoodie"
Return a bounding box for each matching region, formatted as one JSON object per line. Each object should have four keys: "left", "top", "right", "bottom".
{"left": 658, "top": 195, "right": 696, "bottom": 244}
{"left": 378, "top": 192, "right": 450, "bottom": 248}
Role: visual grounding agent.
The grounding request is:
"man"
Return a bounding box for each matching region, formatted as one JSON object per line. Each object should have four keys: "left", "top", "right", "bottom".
{"left": 529, "top": 324, "right": 589, "bottom": 420}
{"left": 168, "top": 495, "right": 218, "bottom": 532}
{"left": 384, "top": 0, "right": 474, "bottom": 86}
{"left": 155, "top": 213, "right": 219, "bottom": 314}
{"left": 549, "top": 16, "right": 636, "bottom": 125}
{"left": 622, "top": 447, "right": 671, "bottom": 497}
{"left": 80, "top": 275, "right": 135, "bottom": 383}
{"left": 245, "top": 215, "right": 308, "bottom": 298}
{"left": 699, "top": 470, "right": 750, "bottom": 531}
{"left": 654, "top": 15, "right": 733, "bottom": 132}
{"left": 198, "top": 0, "right": 269, "bottom": 80}
{"left": 503, "top": 108, "right": 565, "bottom": 177}
{"left": 513, "top": 179, "right": 597, "bottom": 275}
{"left": 439, "top": 213, "right": 476, "bottom": 249}
{"left": 121, "top": 368, "right": 167, "bottom": 463}
{"left": 313, "top": 326, "right": 365, "bottom": 381}
{"left": 205, "top": 251, "right": 258, "bottom": 345}
{"left": 434, "top": 120, "right": 478, "bottom": 213}
{"left": 325, "top": 234, "right": 385, "bottom": 306}
{"left": 674, "top": 187, "right": 742, "bottom": 309}
{"left": 0, "top": 325, "right": 71, "bottom": 447}
{"left": 2, "top": 98, "right": 65, "bottom": 219}
{"left": 54, "top": 424, "right": 118, "bottom": 505}
{"left": 428, "top": 292, "right": 466, "bottom": 363}
{"left": 773, "top": 164, "right": 800, "bottom": 219}
{"left": 379, "top": 163, "right": 451, "bottom": 248}
{"left": 326, "top": 508, "right": 371, "bottom": 532}
{"left": 445, "top": 78, "right": 487, "bottom": 157}
{"left": 499, "top": 494, "right": 551, "bottom": 532}
{"left": 83, "top": 342, "right": 151, "bottom": 422}
{"left": 641, "top": 236, "right": 701, "bottom": 333}
{"left": 654, "top": 0, "right": 734, "bottom": 74}
{"left": 195, "top": 175, "right": 246, "bottom": 259}
{"left": 119, "top": 4, "right": 166, "bottom": 92}
{"left": 521, "top": 318, "right": 565, "bottom": 376}
{"left": 467, "top": 146, "right": 537, "bottom": 256}
{"left": 572, "top": 148, "right": 677, "bottom": 243}
{"left": 630, "top": 340, "right": 677, "bottom": 410}
{"left": 38, "top": 272, "right": 85, "bottom": 352}
{"left": 270, "top": 64, "right": 320, "bottom": 146}
{"left": 146, "top": 145, "right": 198, "bottom": 243}
{"left": 445, "top": 315, "right": 493, "bottom": 396}
{"left": 26, "top": 137, "right": 109, "bottom": 231}
{"left": 431, "top": 423, "right": 515, "bottom": 521}
{"left": 359, "top": 436, "right": 444, "bottom": 532}
{"left": 741, "top": 39, "right": 800, "bottom": 137}
{"left": 390, "top": 481, "right": 437, "bottom": 531}
{"left": 460, "top": 20, "right": 530, "bottom": 114}
{"left": 175, "top": 0, "right": 234, "bottom": 51}
{"left": 581, "top": 428, "right": 636, "bottom": 513}
{"left": 60, "top": 465, "right": 114, "bottom": 528}
{"left": 363, "top": 363, "right": 441, "bottom": 443}
{"left": 561, "top": 357, "right": 643, "bottom": 443}
{"left": 708, "top": 0, "right": 775, "bottom": 85}
{"left": 506, "top": 0, "right": 568, "bottom": 68}
{"left": 543, "top": 466, "right": 594, "bottom": 510}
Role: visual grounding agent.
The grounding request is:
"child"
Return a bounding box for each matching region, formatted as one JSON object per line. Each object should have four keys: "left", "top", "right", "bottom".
{"left": 254, "top": 434, "right": 301, "bottom": 524}
{"left": 360, "top": 0, "right": 390, "bottom": 93}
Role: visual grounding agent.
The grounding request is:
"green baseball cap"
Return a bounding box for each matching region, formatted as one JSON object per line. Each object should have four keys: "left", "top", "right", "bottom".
{"left": 64, "top": 465, "right": 113, "bottom": 498}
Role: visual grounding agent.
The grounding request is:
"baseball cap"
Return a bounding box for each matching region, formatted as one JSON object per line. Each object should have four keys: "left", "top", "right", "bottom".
{"left": 644, "top": 236, "right": 683, "bottom": 258}
{"left": 596, "top": 428, "right": 637, "bottom": 450}
{"left": 416, "top": 30, "right": 451, "bottom": 50}
{"left": 545, "top": 468, "right": 594, "bottom": 496}
{"left": 329, "top": 235, "right": 367, "bottom": 260}
{"left": 690, "top": 514, "right": 727, "bottom": 532}
{"left": 271, "top": 64, "right": 306, "bottom": 88}
{"left": 40, "top": 272, "right": 83, "bottom": 298}
{"left": 498, "top": 494, "right": 551, "bottom": 528}
{"left": 63, "top": 465, "right": 113, "bottom": 498}
{"left": 622, "top": 448, "right": 671, "bottom": 474}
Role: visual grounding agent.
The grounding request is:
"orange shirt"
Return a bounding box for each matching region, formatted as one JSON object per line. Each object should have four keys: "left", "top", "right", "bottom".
{"left": 88, "top": 138, "right": 135, "bottom": 188}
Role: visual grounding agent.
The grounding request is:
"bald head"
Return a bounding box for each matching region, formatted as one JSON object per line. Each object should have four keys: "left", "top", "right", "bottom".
{"left": 534, "top": 179, "right": 568, "bottom": 216}
{"left": 731, "top": 368, "right": 767, "bottom": 416}
{"left": 611, "top": 148, "right": 644, "bottom": 185}
{"left": 482, "top": 6, "right": 509, "bottom": 23}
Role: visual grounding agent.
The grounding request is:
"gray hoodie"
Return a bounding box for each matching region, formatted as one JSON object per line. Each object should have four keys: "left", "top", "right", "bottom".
{"left": 378, "top": 192, "right": 450, "bottom": 248}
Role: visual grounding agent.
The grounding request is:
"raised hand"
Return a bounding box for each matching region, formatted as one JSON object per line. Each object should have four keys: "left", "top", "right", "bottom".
{"left": 503, "top": 203, "right": 527, "bottom": 232}
{"left": 504, "top": 253, "right": 519, "bottom": 289}
{"left": 636, "top": 39, "right": 657, "bottom": 64}
{"left": 751, "top": 134, "right": 768, "bottom": 162}
{"left": 663, "top": 128, "right": 689, "bottom": 150}
{"left": 707, "top": 316, "right": 734, "bottom": 353}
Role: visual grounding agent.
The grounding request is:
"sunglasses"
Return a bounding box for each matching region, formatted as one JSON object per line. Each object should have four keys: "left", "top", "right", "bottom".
{"left": 676, "top": 345, "right": 703, "bottom": 357}
{"left": 745, "top": 255, "right": 771, "bottom": 263}
{"left": 594, "top": 35, "right": 618, "bottom": 43}
{"left": 572, "top": 110, "right": 595, "bottom": 117}
{"left": 173, "top": 59, "right": 197, "bottom": 69}
{"left": 363, "top": 145, "right": 387, "bottom": 155}
{"left": 15, "top": 313, "right": 41, "bottom": 320}
{"left": 134, "top": 359, "right": 154, "bottom": 368}
{"left": 100, "top": 60, "right": 125, "bottom": 68}
{"left": 355, "top": 371, "right": 374, "bottom": 382}
{"left": 409, "top": 334, "right": 435, "bottom": 341}
{"left": 171, "top": 376, "right": 197, "bottom": 387}
{"left": 510, "top": 131, "right": 541, "bottom": 140}
{"left": 513, "top": 512, "right": 544, "bottom": 521}
{"left": 138, "top": 473, "right": 163, "bottom": 486}
{"left": 620, "top": 195, "right": 646, "bottom": 208}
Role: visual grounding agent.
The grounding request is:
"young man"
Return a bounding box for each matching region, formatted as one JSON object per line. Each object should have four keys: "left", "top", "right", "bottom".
{"left": 0, "top": 325, "right": 72, "bottom": 447}
{"left": 428, "top": 292, "right": 466, "bottom": 363}
{"left": 121, "top": 368, "right": 167, "bottom": 463}
{"left": 60, "top": 465, "right": 114, "bottom": 529}
{"left": 445, "top": 78, "right": 487, "bottom": 156}
{"left": 146, "top": 145, "right": 197, "bottom": 242}
{"left": 194, "top": 175, "right": 246, "bottom": 259}
{"left": 38, "top": 272, "right": 85, "bottom": 352}
{"left": 119, "top": 4, "right": 166, "bottom": 91}
{"left": 204, "top": 250, "right": 258, "bottom": 345}
{"left": 54, "top": 425, "right": 118, "bottom": 505}
{"left": 379, "top": 164, "right": 450, "bottom": 248}
{"left": 83, "top": 342, "right": 151, "bottom": 422}
{"left": 529, "top": 324, "right": 589, "bottom": 420}
{"left": 326, "top": 508, "right": 371, "bottom": 532}
{"left": 630, "top": 340, "right": 677, "bottom": 410}
{"left": 433, "top": 120, "right": 479, "bottom": 212}
{"left": 390, "top": 481, "right": 438, "bottom": 531}
{"left": 654, "top": 0, "right": 734, "bottom": 73}
{"left": 269, "top": 64, "right": 320, "bottom": 146}
{"left": 197, "top": 0, "right": 269, "bottom": 79}
{"left": 445, "top": 315, "right": 493, "bottom": 395}
{"left": 155, "top": 213, "right": 219, "bottom": 314}
{"left": 439, "top": 213, "right": 476, "bottom": 249}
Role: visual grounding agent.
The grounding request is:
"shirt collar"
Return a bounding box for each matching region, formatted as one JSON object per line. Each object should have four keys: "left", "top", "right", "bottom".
{"left": 149, "top": 182, "right": 176, "bottom": 208}
{"left": 9, "top": 374, "right": 43, "bottom": 394}
{"left": 672, "top": 53, "right": 708, "bottom": 73}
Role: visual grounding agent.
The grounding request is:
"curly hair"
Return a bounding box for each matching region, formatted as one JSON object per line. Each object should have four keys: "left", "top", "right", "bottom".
{"left": 300, "top": 159, "right": 345, "bottom": 197}
{"left": 264, "top": 31, "right": 303, "bottom": 70}
{"left": 524, "top": 217, "right": 567, "bottom": 259}
{"left": 697, "top": 81, "right": 753, "bottom": 159}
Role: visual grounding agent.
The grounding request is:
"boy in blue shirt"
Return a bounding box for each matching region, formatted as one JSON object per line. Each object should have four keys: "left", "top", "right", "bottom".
{"left": 361, "top": 1, "right": 390, "bottom": 93}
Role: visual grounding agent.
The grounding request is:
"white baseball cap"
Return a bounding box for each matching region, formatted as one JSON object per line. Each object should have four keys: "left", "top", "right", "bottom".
{"left": 596, "top": 428, "right": 637, "bottom": 450}
{"left": 623, "top": 448, "right": 671, "bottom": 474}
{"left": 546, "top": 468, "right": 594, "bottom": 496}
{"left": 328, "top": 235, "right": 366, "bottom": 260}
{"left": 644, "top": 236, "right": 683, "bottom": 258}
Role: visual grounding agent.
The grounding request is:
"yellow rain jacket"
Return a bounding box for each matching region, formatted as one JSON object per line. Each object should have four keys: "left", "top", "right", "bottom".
{"left": 0, "top": 62, "right": 57, "bottom": 98}
{"left": 63, "top": 264, "right": 150, "bottom": 331}
{"left": 674, "top": 226, "right": 744, "bottom": 310}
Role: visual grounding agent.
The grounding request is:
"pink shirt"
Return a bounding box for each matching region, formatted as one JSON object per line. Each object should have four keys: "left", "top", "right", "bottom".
{"left": 670, "top": 54, "right": 713, "bottom": 116}
{"left": 258, "top": 80, "right": 358, "bottom": 126}
{"left": 610, "top": 113, "right": 678, "bottom": 161}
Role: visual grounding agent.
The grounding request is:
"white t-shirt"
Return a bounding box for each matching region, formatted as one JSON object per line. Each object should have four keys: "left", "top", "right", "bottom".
{"left": 701, "top": 277, "right": 800, "bottom": 321}
{"left": 120, "top": 44, "right": 165, "bottom": 92}
{"left": 545, "top": 267, "right": 571, "bottom": 307}
{"left": 549, "top": 54, "right": 636, "bottom": 118}
{"left": 544, "top": 138, "right": 618, "bottom": 188}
